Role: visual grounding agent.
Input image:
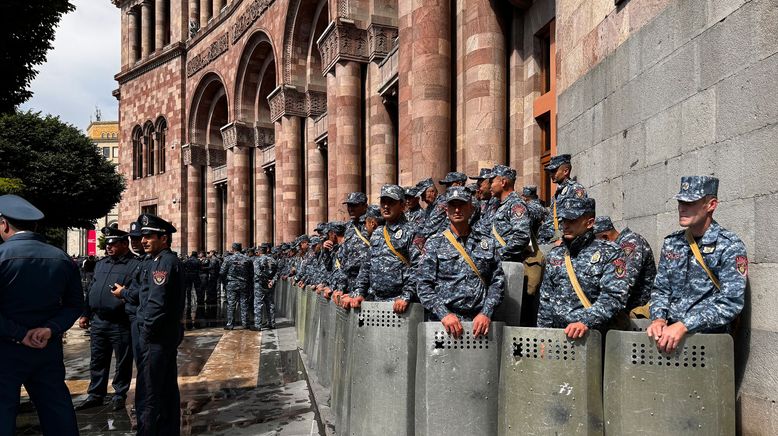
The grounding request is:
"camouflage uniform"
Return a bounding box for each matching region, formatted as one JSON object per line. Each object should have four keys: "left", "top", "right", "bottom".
{"left": 417, "top": 187, "right": 505, "bottom": 320}
{"left": 537, "top": 198, "right": 629, "bottom": 329}
{"left": 252, "top": 247, "right": 278, "bottom": 328}
{"left": 538, "top": 155, "right": 588, "bottom": 244}
{"left": 331, "top": 217, "right": 371, "bottom": 293}
{"left": 650, "top": 176, "right": 747, "bottom": 333}
{"left": 352, "top": 185, "right": 420, "bottom": 302}
{"left": 490, "top": 192, "right": 532, "bottom": 261}
{"left": 219, "top": 245, "right": 253, "bottom": 328}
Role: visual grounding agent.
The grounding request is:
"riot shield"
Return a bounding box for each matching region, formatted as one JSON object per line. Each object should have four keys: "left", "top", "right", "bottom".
{"left": 415, "top": 321, "right": 504, "bottom": 436}
{"left": 296, "top": 286, "right": 306, "bottom": 348}
{"left": 604, "top": 330, "right": 735, "bottom": 435}
{"left": 348, "top": 302, "right": 423, "bottom": 436}
{"left": 628, "top": 318, "right": 652, "bottom": 331}
{"left": 306, "top": 293, "right": 323, "bottom": 370}
{"left": 339, "top": 309, "right": 359, "bottom": 435}
{"left": 331, "top": 305, "right": 350, "bottom": 428}
{"left": 497, "top": 327, "right": 603, "bottom": 435}
{"left": 316, "top": 298, "right": 335, "bottom": 387}
{"left": 492, "top": 261, "right": 525, "bottom": 326}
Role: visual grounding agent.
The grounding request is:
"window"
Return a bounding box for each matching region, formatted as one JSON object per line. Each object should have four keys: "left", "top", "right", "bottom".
{"left": 155, "top": 117, "right": 167, "bottom": 173}
{"left": 143, "top": 122, "right": 155, "bottom": 176}
{"left": 102, "top": 147, "right": 111, "bottom": 158}
{"left": 141, "top": 204, "right": 157, "bottom": 216}
{"left": 113, "top": 147, "right": 118, "bottom": 158}
{"left": 533, "top": 19, "right": 557, "bottom": 204}
{"left": 132, "top": 126, "right": 143, "bottom": 179}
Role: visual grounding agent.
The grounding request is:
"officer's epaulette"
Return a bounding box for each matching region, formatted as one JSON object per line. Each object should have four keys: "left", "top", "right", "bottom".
{"left": 718, "top": 227, "right": 743, "bottom": 243}
{"left": 665, "top": 229, "right": 686, "bottom": 239}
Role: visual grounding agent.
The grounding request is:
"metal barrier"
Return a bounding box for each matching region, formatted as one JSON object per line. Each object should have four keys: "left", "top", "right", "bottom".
{"left": 492, "top": 261, "right": 524, "bottom": 326}
{"left": 296, "top": 285, "right": 307, "bottom": 349}
{"left": 627, "top": 318, "right": 652, "bottom": 331}
{"left": 415, "top": 321, "right": 504, "bottom": 436}
{"left": 304, "top": 291, "right": 320, "bottom": 368}
{"left": 338, "top": 309, "right": 359, "bottom": 435}
{"left": 315, "top": 298, "right": 335, "bottom": 387}
{"left": 348, "top": 302, "right": 423, "bottom": 436}
{"left": 498, "top": 327, "right": 603, "bottom": 435}
{"left": 603, "top": 330, "right": 735, "bottom": 435}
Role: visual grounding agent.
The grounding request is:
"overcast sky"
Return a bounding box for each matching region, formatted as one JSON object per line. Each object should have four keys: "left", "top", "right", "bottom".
{"left": 20, "top": 0, "right": 120, "bottom": 131}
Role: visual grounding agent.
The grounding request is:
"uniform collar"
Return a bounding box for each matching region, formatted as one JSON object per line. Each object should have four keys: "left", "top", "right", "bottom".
{"left": 565, "top": 229, "right": 594, "bottom": 257}
{"left": 385, "top": 216, "right": 407, "bottom": 231}
{"left": 500, "top": 190, "right": 519, "bottom": 206}
{"left": 4, "top": 232, "right": 46, "bottom": 243}
{"left": 152, "top": 248, "right": 172, "bottom": 261}
{"left": 107, "top": 252, "right": 134, "bottom": 264}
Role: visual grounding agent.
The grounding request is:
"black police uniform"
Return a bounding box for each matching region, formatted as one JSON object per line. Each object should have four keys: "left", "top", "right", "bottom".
{"left": 78, "top": 227, "right": 140, "bottom": 410}
{"left": 0, "top": 195, "right": 82, "bottom": 435}
{"left": 135, "top": 214, "right": 185, "bottom": 436}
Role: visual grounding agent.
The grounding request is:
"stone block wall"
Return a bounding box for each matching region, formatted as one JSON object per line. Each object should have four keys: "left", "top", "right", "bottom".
{"left": 557, "top": 0, "right": 778, "bottom": 432}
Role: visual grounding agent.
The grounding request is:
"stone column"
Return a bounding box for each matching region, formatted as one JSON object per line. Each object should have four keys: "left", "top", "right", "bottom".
{"left": 305, "top": 117, "right": 327, "bottom": 232}
{"left": 225, "top": 150, "right": 235, "bottom": 245}
{"left": 127, "top": 8, "right": 140, "bottom": 64}
{"left": 325, "top": 72, "right": 340, "bottom": 219}
{"left": 189, "top": 0, "right": 199, "bottom": 34}
{"left": 155, "top": 0, "right": 166, "bottom": 50}
{"left": 276, "top": 116, "right": 303, "bottom": 242}
{"left": 231, "top": 145, "right": 251, "bottom": 246}
{"left": 367, "top": 61, "right": 396, "bottom": 200}
{"left": 186, "top": 164, "right": 202, "bottom": 252}
{"left": 199, "top": 0, "right": 211, "bottom": 28}
{"left": 141, "top": 0, "right": 153, "bottom": 58}
{"left": 397, "top": 0, "right": 413, "bottom": 185}
{"left": 462, "top": 0, "right": 506, "bottom": 175}
{"left": 408, "top": 0, "right": 450, "bottom": 183}
{"left": 205, "top": 168, "right": 219, "bottom": 251}
{"left": 335, "top": 61, "right": 362, "bottom": 205}
{"left": 255, "top": 163, "right": 273, "bottom": 245}
{"left": 213, "top": 0, "right": 225, "bottom": 14}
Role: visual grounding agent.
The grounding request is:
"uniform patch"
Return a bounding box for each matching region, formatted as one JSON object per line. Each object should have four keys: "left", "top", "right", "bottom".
{"left": 561, "top": 186, "right": 569, "bottom": 196}
{"left": 664, "top": 251, "right": 682, "bottom": 260}
{"left": 682, "top": 182, "right": 690, "bottom": 190}
{"left": 480, "top": 240, "right": 489, "bottom": 250}
{"left": 613, "top": 259, "right": 627, "bottom": 278}
{"left": 512, "top": 203, "right": 527, "bottom": 217}
{"left": 152, "top": 270, "right": 168, "bottom": 285}
{"left": 141, "top": 215, "right": 149, "bottom": 226}
{"left": 702, "top": 245, "right": 715, "bottom": 254}
{"left": 550, "top": 257, "right": 565, "bottom": 266}
{"left": 590, "top": 251, "right": 601, "bottom": 264}
{"left": 736, "top": 256, "right": 748, "bottom": 277}
{"left": 621, "top": 242, "right": 636, "bottom": 257}
{"left": 395, "top": 229, "right": 403, "bottom": 239}
{"left": 575, "top": 188, "right": 586, "bottom": 199}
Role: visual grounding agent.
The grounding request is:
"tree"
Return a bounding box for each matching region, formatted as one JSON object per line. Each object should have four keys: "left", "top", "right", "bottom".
{"left": 0, "top": 111, "right": 125, "bottom": 231}
{"left": 0, "top": 1, "right": 75, "bottom": 113}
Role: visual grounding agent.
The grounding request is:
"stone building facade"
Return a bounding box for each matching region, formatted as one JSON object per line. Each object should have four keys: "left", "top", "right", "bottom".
{"left": 113, "top": 0, "right": 775, "bottom": 430}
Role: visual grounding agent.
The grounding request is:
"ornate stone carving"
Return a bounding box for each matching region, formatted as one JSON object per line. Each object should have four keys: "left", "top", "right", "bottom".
{"left": 182, "top": 143, "right": 207, "bottom": 166}
{"left": 254, "top": 126, "right": 275, "bottom": 149}
{"left": 317, "top": 20, "right": 368, "bottom": 75}
{"left": 368, "top": 24, "right": 398, "bottom": 62}
{"left": 267, "top": 85, "right": 306, "bottom": 122}
{"left": 186, "top": 32, "right": 230, "bottom": 77}
{"left": 305, "top": 90, "right": 327, "bottom": 118}
{"left": 206, "top": 146, "right": 226, "bottom": 167}
{"left": 220, "top": 121, "right": 255, "bottom": 150}
{"left": 231, "top": 0, "right": 276, "bottom": 44}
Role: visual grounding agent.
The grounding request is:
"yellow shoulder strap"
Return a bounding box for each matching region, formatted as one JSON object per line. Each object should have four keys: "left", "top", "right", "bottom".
{"left": 353, "top": 225, "right": 371, "bottom": 246}
{"left": 491, "top": 224, "right": 507, "bottom": 247}
{"left": 563, "top": 251, "right": 592, "bottom": 308}
{"left": 553, "top": 200, "right": 559, "bottom": 232}
{"left": 383, "top": 226, "right": 410, "bottom": 266}
{"left": 443, "top": 229, "right": 484, "bottom": 284}
{"left": 685, "top": 229, "right": 721, "bottom": 289}
{"left": 335, "top": 258, "right": 341, "bottom": 269}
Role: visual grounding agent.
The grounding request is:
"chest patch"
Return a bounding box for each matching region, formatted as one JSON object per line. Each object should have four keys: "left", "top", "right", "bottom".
{"left": 702, "top": 245, "right": 715, "bottom": 254}
{"left": 152, "top": 270, "right": 168, "bottom": 286}
{"left": 480, "top": 240, "right": 489, "bottom": 250}
{"left": 550, "top": 257, "right": 564, "bottom": 267}
{"left": 664, "top": 251, "right": 682, "bottom": 261}
{"left": 590, "top": 251, "right": 601, "bottom": 264}
{"left": 395, "top": 229, "right": 403, "bottom": 239}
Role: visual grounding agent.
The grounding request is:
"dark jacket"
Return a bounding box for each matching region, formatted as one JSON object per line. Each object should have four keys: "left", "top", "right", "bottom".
{"left": 84, "top": 252, "right": 140, "bottom": 323}
{"left": 137, "top": 248, "right": 185, "bottom": 346}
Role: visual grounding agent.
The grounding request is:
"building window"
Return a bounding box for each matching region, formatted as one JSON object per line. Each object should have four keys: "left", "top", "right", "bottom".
{"left": 143, "top": 122, "right": 155, "bottom": 176}
{"left": 102, "top": 147, "right": 111, "bottom": 158}
{"left": 141, "top": 204, "right": 157, "bottom": 216}
{"left": 155, "top": 117, "right": 167, "bottom": 173}
{"left": 533, "top": 19, "right": 557, "bottom": 204}
{"left": 113, "top": 147, "right": 118, "bottom": 158}
{"left": 132, "top": 125, "right": 143, "bottom": 179}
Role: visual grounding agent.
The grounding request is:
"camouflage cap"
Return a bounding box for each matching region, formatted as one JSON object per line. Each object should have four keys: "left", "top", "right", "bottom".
{"left": 314, "top": 222, "right": 327, "bottom": 235}
{"left": 484, "top": 164, "right": 517, "bottom": 181}
{"left": 380, "top": 184, "right": 405, "bottom": 201}
{"left": 593, "top": 216, "right": 615, "bottom": 234}
{"left": 469, "top": 168, "right": 493, "bottom": 180}
{"left": 416, "top": 178, "right": 435, "bottom": 194}
{"left": 522, "top": 185, "right": 538, "bottom": 197}
{"left": 465, "top": 183, "right": 479, "bottom": 194}
{"left": 673, "top": 176, "right": 719, "bottom": 202}
{"left": 365, "top": 204, "right": 382, "bottom": 219}
{"left": 439, "top": 171, "right": 468, "bottom": 185}
{"left": 342, "top": 192, "right": 368, "bottom": 205}
{"left": 310, "top": 236, "right": 322, "bottom": 245}
{"left": 445, "top": 186, "right": 473, "bottom": 204}
{"left": 246, "top": 247, "right": 256, "bottom": 255}
{"left": 557, "top": 197, "right": 596, "bottom": 220}
{"left": 544, "top": 154, "right": 572, "bottom": 171}
{"left": 327, "top": 221, "right": 347, "bottom": 235}
{"left": 231, "top": 242, "right": 243, "bottom": 251}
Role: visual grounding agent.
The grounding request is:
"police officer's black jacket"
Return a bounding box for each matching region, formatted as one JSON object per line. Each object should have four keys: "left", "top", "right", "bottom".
{"left": 138, "top": 248, "right": 185, "bottom": 346}
{"left": 84, "top": 252, "right": 141, "bottom": 322}
{"left": 0, "top": 232, "right": 83, "bottom": 342}
{"left": 120, "top": 254, "right": 148, "bottom": 319}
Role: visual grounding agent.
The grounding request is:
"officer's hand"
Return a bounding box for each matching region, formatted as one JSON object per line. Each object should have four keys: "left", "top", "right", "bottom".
{"left": 78, "top": 316, "right": 90, "bottom": 329}
{"left": 472, "top": 313, "right": 491, "bottom": 337}
{"left": 323, "top": 288, "right": 333, "bottom": 299}
{"left": 646, "top": 319, "right": 667, "bottom": 341}
{"left": 564, "top": 322, "right": 589, "bottom": 339}
{"left": 656, "top": 322, "right": 687, "bottom": 354}
{"left": 441, "top": 314, "right": 463, "bottom": 338}
{"left": 111, "top": 284, "right": 125, "bottom": 298}
{"left": 323, "top": 240, "right": 334, "bottom": 250}
{"left": 268, "top": 280, "right": 274, "bottom": 288}
{"left": 340, "top": 295, "right": 352, "bottom": 309}
{"left": 332, "top": 290, "right": 343, "bottom": 304}
{"left": 350, "top": 296, "right": 364, "bottom": 309}
{"left": 393, "top": 298, "right": 409, "bottom": 314}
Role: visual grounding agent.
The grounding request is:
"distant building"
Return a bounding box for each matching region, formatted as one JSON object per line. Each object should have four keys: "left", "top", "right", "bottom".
{"left": 65, "top": 120, "right": 120, "bottom": 256}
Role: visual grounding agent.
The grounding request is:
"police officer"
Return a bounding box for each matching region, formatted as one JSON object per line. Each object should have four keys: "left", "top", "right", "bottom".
{"left": 538, "top": 154, "right": 588, "bottom": 244}
{"left": 647, "top": 176, "right": 747, "bottom": 353}
{"left": 417, "top": 172, "right": 468, "bottom": 245}
{"left": 537, "top": 198, "right": 629, "bottom": 339}
{"left": 417, "top": 187, "right": 505, "bottom": 338}
{"left": 485, "top": 165, "right": 532, "bottom": 261}
{"left": 182, "top": 251, "right": 202, "bottom": 329}
{"left": 405, "top": 186, "right": 425, "bottom": 231}
{"left": 521, "top": 185, "right": 548, "bottom": 240}
{"left": 205, "top": 250, "right": 221, "bottom": 326}
{"left": 594, "top": 216, "right": 656, "bottom": 315}
{"left": 470, "top": 168, "right": 500, "bottom": 237}
{"left": 519, "top": 185, "right": 549, "bottom": 324}
{"left": 76, "top": 226, "right": 140, "bottom": 411}
{"left": 220, "top": 242, "right": 253, "bottom": 329}
{"left": 134, "top": 213, "right": 185, "bottom": 435}
{"left": 0, "top": 195, "right": 82, "bottom": 435}
{"left": 363, "top": 204, "right": 384, "bottom": 237}
{"left": 351, "top": 185, "right": 420, "bottom": 312}
{"left": 330, "top": 193, "right": 370, "bottom": 300}
{"left": 251, "top": 243, "right": 278, "bottom": 330}
{"left": 116, "top": 220, "right": 147, "bottom": 371}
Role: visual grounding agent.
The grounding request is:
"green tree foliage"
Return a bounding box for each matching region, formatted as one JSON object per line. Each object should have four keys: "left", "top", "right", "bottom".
{"left": 0, "top": 1, "right": 75, "bottom": 113}
{"left": 0, "top": 178, "right": 25, "bottom": 195}
{"left": 0, "top": 111, "right": 125, "bottom": 230}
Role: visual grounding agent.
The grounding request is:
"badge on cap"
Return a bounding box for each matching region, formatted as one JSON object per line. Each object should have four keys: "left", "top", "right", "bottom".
{"left": 394, "top": 229, "right": 403, "bottom": 239}
{"left": 480, "top": 240, "right": 489, "bottom": 250}
{"left": 142, "top": 215, "right": 149, "bottom": 226}
{"left": 102, "top": 227, "right": 110, "bottom": 236}
{"left": 682, "top": 182, "right": 690, "bottom": 190}
{"left": 590, "top": 251, "right": 601, "bottom": 264}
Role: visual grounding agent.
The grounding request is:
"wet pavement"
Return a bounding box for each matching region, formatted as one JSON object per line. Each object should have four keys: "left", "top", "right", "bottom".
{"left": 16, "top": 318, "right": 324, "bottom": 435}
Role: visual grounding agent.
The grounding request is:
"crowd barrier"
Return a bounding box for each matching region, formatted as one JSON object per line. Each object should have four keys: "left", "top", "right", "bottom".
{"left": 273, "top": 273, "right": 734, "bottom": 436}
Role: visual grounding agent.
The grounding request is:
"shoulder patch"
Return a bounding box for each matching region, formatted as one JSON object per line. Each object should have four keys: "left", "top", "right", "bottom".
{"left": 575, "top": 187, "right": 586, "bottom": 198}
{"left": 736, "top": 255, "right": 748, "bottom": 277}
{"left": 152, "top": 270, "right": 168, "bottom": 285}
{"left": 613, "top": 258, "right": 626, "bottom": 278}
{"left": 512, "top": 203, "right": 527, "bottom": 217}
{"left": 621, "top": 241, "right": 637, "bottom": 257}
